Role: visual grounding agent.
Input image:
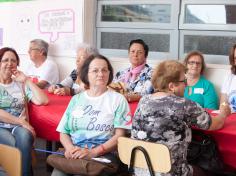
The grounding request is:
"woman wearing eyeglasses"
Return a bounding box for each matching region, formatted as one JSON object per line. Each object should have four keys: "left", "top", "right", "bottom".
{"left": 132, "top": 60, "right": 230, "bottom": 176}
{"left": 184, "top": 51, "right": 219, "bottom": 110}
{"left": 113, "top": 39, "right": 154, "bottom": 102}
{"left": 0, "top": 47, "right": 48, "bottom": 176}
{"left": 51, "top": 54, "right": 131, "bottom": 176}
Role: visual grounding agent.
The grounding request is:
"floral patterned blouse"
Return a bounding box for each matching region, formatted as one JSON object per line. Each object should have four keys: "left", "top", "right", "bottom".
{"left": 131, "top": 94, "right": 211, "bottom": 176}
{"left": 114, "top": 64, "right": 154, "bottom": 95}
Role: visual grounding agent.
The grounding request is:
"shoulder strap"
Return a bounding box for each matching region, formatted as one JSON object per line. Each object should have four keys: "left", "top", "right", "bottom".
{"left": 21, "top": 83, "right": 29, "bottom": 121}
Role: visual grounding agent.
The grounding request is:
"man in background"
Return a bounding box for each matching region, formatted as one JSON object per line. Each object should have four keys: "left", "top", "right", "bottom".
{"left": 25, "top": 39, "right": 59, "bottom": 89}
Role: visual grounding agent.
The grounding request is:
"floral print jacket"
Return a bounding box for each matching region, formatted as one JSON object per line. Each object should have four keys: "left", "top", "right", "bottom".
{"left": 114, "top": 64, "right": 154, "bottom": 95}
{"left": 132, "top": 94, "right": 211, "bottom": 176}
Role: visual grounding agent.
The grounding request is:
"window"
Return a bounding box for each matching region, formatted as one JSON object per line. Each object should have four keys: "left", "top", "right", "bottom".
{"left": 185, "top": 5, "right": 236, "bottom": 25}
{"left": 180, "top": 30, "right": 236, "bottom": 64}
{"left": 96, "top": 0, "right": 179, "bottom": 60}
{"left": 97, "top": 28, "right": 178, "bottom": 59}
{"left": 179, "top": 0, "right": 236, "bottom": 64}
{"left": 96, "top": 0, "right": 236, "bottom": 64}
{"left": 101, "top": 4, "right": 171, "bottom": 23}
{"left": 180, "top": 0, "right": 236, "bottom": 30}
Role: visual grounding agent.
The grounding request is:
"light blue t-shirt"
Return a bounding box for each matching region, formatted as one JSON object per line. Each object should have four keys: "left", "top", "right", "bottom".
{"left": 57, "top": 90, "right": 132, "bottom": 148}
{"left": 0, "top": 81, "right": 32, "bottom": 128}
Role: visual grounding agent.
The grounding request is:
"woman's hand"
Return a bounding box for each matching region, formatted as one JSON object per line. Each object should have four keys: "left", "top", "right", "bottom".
{"left": 219, "top": 102, "right": 231, "bottom": 117}
{"left": 65, "top": 145, "right": 98, "bottom": 159}
{"left": 19, "top": 118, "right": 36, "bottom": 137}
{"left": 12, "top": 69, "right": 28, "bottom": 83}
{"left": 48, "top": 85, "right": 57, "bottom": 93}
{"left": 124, "top": 92, "right": 141, "bottom": 102}
{"left": 64, "top": 146, "right": 82, "bottom": 159}
{"left": 53, "top": 88, "right": 67, "bottom": 96}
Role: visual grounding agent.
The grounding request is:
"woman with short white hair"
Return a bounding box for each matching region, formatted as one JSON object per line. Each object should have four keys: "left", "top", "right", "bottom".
{"left": 48, "top": 43, "right": 98, "bottom": 95}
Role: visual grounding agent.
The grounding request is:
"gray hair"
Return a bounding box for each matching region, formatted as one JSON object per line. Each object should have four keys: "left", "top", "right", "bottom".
{"left": 76, "top": 43, "right": 98, "bottom": 56}
{"left": 30, "top": 39, "right": 49, "bottom": 57}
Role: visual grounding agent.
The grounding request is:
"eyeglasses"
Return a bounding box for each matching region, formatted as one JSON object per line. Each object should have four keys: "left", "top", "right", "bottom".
{"left": 1, "top": 58, "right": 17, "bottom": 64}
{"left": 88, "top": 68, "right": 109, "bottom": 74}
{"left": 177, "top": 78, "right": 187, "bottom": 85}
{"left": 187, "top": 61, "right": 202, "bottom": 66}
{"left": 28, "top": 48, "right": 40, "bottom": 52}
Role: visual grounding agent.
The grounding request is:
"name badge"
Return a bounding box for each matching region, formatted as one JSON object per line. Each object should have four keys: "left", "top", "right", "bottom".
{"left": 194, "top": 88, "right": 204, "bottom": 94}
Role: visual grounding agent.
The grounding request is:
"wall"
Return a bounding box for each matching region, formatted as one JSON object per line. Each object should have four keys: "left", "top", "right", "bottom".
{"left": 111, "top": 58, "right": 230, "bottom": 95}
{"left": 19, "top": 54, "right": 230, "bottom": 97}
{"left": 1, "top": 0, "right": 230, "bottom": 96}
{"left": 0, "top": 0, "right": 84, "bottom": 57}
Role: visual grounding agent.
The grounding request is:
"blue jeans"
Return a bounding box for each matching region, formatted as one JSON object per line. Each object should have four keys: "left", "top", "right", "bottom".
{"left": 0, "top": 126, "right": 34, "bottom": 176}
{"left": 0, "top": 166, "right": 7, "bottom": 176}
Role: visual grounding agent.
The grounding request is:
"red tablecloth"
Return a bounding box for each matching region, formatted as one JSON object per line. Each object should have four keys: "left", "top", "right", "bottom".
{"left": 204, "top": 112, "right": 236, "bottom": 169}
{"left": 29, "top": 93, "right": 236, "bottom": 169}
{"left": 29, "top": 92, "right": 72, "bottom": 141}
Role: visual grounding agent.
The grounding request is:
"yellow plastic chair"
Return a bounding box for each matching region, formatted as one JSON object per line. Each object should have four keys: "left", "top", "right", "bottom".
{"left": 0, "top": 144, "right": 22, "bottom": 176}
{"left": 118, "top": 137, "right": 171, "bottom": 174}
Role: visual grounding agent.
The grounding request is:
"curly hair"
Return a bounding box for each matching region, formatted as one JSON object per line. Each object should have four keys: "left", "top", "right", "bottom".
{"left": 152, "top": 60, "right": 185, "bottom": 92}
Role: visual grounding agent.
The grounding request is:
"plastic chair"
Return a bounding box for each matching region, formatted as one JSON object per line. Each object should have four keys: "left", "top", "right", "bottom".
{"left": 0, "top": 144, "right": 22, "bottom": 176}
{"left": 118, "top": 137, "right": 171, "bottom": 174}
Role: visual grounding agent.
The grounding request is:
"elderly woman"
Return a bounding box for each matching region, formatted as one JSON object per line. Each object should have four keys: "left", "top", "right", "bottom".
{"left": 184, "top": 51, "right": 219, "bottom": 109}
{"left": 132, "top": 60, "right": 230, "bottom": 176}
{"left": 48, "top": 43, "right": 98, "bottom": 96}
{"left": 221, "top": 44, "right": 236, "bottom": 112}
{"left": 114, "top": 39, "right": 153, "bottom": 102}
{"left": 52, "top": 54, "right": 131, "bottom": 176}
{"left": 0, "top": 47, "right": 48, "bottom": 176}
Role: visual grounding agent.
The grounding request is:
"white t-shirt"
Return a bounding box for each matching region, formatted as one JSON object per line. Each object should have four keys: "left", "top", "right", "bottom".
{"left": 221, "top": 73, "right": 236, "bottom": 112}
{"left": 25, "top": 59, "right": 59, "bottom": 86}
{"left": 57, "top": 89, "right": 132, "bottom": 148}
{"left": 0, "top": 81, "right": 32, "bottom": 128}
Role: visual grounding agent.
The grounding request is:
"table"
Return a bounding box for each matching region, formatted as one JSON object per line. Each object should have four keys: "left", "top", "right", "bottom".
{"left": 205, "top": 112, "right": 236, "bottom": 170}
{"left": 29, "top": 93, "right": 236, "bottom": 169}
{"left": 29, "top": 92, "right": 71, "bottom": 141}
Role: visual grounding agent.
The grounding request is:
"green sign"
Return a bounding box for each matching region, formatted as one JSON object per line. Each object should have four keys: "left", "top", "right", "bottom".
{"left": 0, "top": 0, "right": 32, "bottom": 2}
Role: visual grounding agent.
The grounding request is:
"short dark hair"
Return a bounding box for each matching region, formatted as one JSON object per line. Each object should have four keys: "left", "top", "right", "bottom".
{"left": 128, "top": 39, "right": 149, "bottom": 58}
{"left": 184, "top": 50, "right": 206, "bottom": 75}
{"left": 0, "top": 47, "right": 20, "bottom": 66}
{"left": 229, "top": 44, "right": 236, "bottom": 74}
{"left": 80, "top": 54, "right": 114, "bottom": 87}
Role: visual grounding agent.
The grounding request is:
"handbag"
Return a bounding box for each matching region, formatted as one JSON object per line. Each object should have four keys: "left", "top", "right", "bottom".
{"left": 108, "top": 82, "right": 127, "bottom": 95}
{"left": 46, "top": 151, "right": 119, "bottom": 176}
{"left": 120, "top": 146, "right": 155, "bottom": 176}
{"left": 187, "top": 130, "right": 224, "bottom": 173}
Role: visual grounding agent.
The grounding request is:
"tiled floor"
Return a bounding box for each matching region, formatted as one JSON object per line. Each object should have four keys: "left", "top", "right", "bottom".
{"left": 33, "top": 152, "right": 51, "bottom": 176}
{"left": 33, "top": 138, "right": 53, "bottom": 176}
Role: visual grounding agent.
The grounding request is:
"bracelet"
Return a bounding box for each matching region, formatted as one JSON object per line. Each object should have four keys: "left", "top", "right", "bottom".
{"left": 99, "top": 144, "right": 106, "bottom": 155}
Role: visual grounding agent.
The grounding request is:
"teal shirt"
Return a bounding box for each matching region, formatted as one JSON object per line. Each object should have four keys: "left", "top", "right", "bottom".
{"left": 184, "top": 76, "right": 219, "bottom": 110}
